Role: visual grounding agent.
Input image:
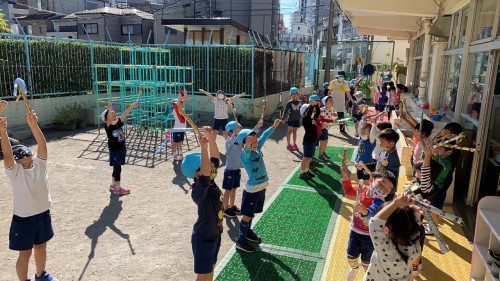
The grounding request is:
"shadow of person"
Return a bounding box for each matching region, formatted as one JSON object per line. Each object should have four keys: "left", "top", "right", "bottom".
{"left": 225, "top": 217, "right": 240, "bottom": 242}
{"left": 267, "top": 122, "right": 288, "bottom": 143}
{"left": 239, "top": 250, "right": 302, "bottom": 281}
{"left": 78, "top": 193, "right": 134, "bottom": 281}
{"left": 172, "top": 160, "right": 190, "bottom": 193}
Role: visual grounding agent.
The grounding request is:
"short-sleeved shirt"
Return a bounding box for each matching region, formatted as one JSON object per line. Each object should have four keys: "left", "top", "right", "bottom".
{"left": 105, "top": 119, "right": 126, "bottom": 152}
{"left": 320, "top": 106, "right": 336, "bottom": 121}
{"left": 365, "top": 217, "right": 421, "bottom": 281}
{"left": 328, "top": 79, "right": 350, "bottom": 110}
{"left": 214, "top": 99, "right": 229, "bottom": 119}
{"left": 191, "top": 159, "right": 223, "bottom": 239}
{"left": 376, "top": 150, "right": 400, "bottom": 176}
{"left": 5, "top": 155, "right": 51, "bottom": 217}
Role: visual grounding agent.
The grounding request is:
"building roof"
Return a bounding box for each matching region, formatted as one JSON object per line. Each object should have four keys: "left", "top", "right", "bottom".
{"left": 65, "top": 7, "right": 154, "bottom": 21}
{"left": 161, "top": 18, "right": 250, "bottom": 33}
{"left": 17, "top": 13, "right": 65, "bottom": 21}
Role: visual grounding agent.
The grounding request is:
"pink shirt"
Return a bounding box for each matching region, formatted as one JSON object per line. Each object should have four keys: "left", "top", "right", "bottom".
{"left": 413, "top": 137, "right": 431, "bottom": 164}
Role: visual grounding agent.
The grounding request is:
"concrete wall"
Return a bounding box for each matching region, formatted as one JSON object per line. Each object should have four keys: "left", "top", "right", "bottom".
{"left": 1, "top": 95, "right": 95, "bottom": 128}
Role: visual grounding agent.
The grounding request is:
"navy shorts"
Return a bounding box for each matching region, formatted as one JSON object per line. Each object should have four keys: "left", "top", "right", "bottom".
{"left": 287, "top": 119, "right": 300, "bottom": 128}
{"left": 352, "top": 114, "right": 363, "bottom": 122}
{"left": 109, "top": 150, "right": 126, "bottom": 166}
{"left": 346, "top": 230, "right": 374, "bottom": 263}
{"left": 191, "top": 233, "right": 221, "bottom": 274}
{"left": 10, "top": 210, "right": 54, "bottom": 251}
{"left": 172, "top": 132, "right": 185, "bottom": 143}
{"left": 472, "top": 102, "right": 481, "bottom": 112}
{"left": 429, "top": 188, "right": 448, "bottom": 209}
{"left": 222, "top": 169, "right": 241, "bottom": 190}
{"left": 319, "top": 128, "right": 328, "bottom": 141}
{"left": 240, "top": 189, "right": 266, "bottom": 218}
{"left": 213, "top": 118, "right": 229, "bottom": 131}
{"left": 302, "top": 141, "right": 316, "bottom": 158}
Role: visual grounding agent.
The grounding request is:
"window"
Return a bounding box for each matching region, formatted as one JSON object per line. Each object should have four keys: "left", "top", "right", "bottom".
{"left": 414, "top": 35, "right": 424, "bottom": 56}
{"left": 449, "top": 13, "right": 460, "bottom": 49}
{"left": 463, "top": 52, "right": 489, "bottom": 120}
{"left": 78, "top": 23, "right": 98, "bottom": 34}
{"left": 439, "top": 54, "right": 462, "bottom": 114}
{"left": 297, "top": 26, "right": 300, "bottom": 31}
{"left": 473, "top": 0, "right": 497, "bottom": 41}
{"left": 121, "top": 24, "right": 142, "bottom": 35}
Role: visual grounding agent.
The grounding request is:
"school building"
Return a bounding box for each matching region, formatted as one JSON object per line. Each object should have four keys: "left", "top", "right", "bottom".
{"left": 338, "top": 0, "right": 500, "bottom": 229}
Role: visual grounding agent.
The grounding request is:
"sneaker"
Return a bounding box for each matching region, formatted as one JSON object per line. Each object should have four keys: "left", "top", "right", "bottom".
{"left": 173, "top": 154, "right": 179, "bottom": 161}
{"left": 286, "top": 145, "right": 294, "bottom": 150}
{"left": 322, "top": 154, "right": 331, "bottom": 160}
{"left": 35, "top": 271, "right": 57, "bottom": 281}
{"left": 230, "top": 205, "right": 241, "bottom": 213}
{"left": 306, "top": 171, "right": 315, "bottom": 177}
{"left": 346, "top": 267, "right": 359, "bottom": 281}
{"left": 113, "top": 186, "right": 131, "bottom": 195}
{"left": 109, "top": 183, "right": 115, "bottom": 191}
{"left": 246, "top": 229, "right": 262, "bottom": 244}
{"left": 299, "top": 172, "right": 312, "bottom": 180}
{"left": 418, "top": 258, "right": 424, "bottom": 270}
{"left": 355, "top": 133, "right": 359, "bottom": 138}
{"left": 292, "top": 144, "right": 299, "bottom": 151}
{"left": 178, "top": 154, "right": 184, "bottom": 161}
{"left": 236, "top": 240, "right": 256, "bottom": 253}
{"left": 318, "top": 155, "right": 328, "bottom": 162}
{"left": 224, "top": 208, "right": 237, "bottom": 218}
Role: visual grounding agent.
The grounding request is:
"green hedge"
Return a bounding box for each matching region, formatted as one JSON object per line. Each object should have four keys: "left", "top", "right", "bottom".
{"left": 0, "top": 38, "right": 302, "bottom": 98}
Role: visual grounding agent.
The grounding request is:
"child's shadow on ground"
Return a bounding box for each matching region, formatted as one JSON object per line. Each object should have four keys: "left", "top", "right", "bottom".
{"left": 79, "top": 193, "right": 134, "bottom": 281}
{"left": 172, "top": 160, "right": 190, "bottom": 194}
{"left": 240, "top": 250, "right": 302, "bottom": 281}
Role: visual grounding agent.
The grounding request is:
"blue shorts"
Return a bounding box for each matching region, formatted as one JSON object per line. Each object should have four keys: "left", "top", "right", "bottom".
{"left": 375, "top": 104, "right": 386, "bottom": 112}
{"left": 213, "top": 118, "right": 229, "bottom": 131}
{"left": 172, "top": 132, "right": 185, "bottom": 143}
{"left": 10, "top": 210, "right": 54, "bottom": 251}
{"left": 240, "top": 189, "right": 266, "bottom": 218}
{"left": 287, "top": 119, "right": 300, "bottom": 128}
{"left": 191, "top": 233, "right": 221, "bottom": 274}
{"left": 109, "top": 150, "right": 126, "bottom": 166}
{"left": 346, "top": 230, "right": 373, "bottom": 263}
{"left": 352, "top": 114, "right": 363, "bottom": 122}
{"left": 302, "top": 141, "right": 316, "bottom": 158}
{"left": 319, "top": 128, "right": 328, "bottom": 141}
{"left": 222, "top": 169, "right": 241, "bottom": 190}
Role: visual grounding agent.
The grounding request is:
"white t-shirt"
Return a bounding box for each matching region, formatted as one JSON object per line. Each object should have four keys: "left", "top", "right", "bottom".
{"left": 5, "top": 156, "right": 51, "bottom": 217}
{"left": 214, "top": 99, "right": 229, "bottom": 119}
{"left": 173, "top": 105, "right": 187, "bottom": 129}
{"left": 328, "top": 79, "right": 350, "bottom": 111}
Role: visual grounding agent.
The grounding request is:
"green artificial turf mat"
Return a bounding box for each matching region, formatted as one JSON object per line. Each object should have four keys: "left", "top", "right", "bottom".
{"left": 252, "top": 188, "right": 339, "bottom": 253}
{"left": 215, "top": 251, "right": 317, "bottom": 281}
{"left": 287, "top": 146, "right": 354, "bottom": 190}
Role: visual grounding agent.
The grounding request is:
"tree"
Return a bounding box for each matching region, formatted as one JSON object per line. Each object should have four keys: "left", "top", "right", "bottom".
{"left": 0, "top": 9, "right": 12, "bottom": 33}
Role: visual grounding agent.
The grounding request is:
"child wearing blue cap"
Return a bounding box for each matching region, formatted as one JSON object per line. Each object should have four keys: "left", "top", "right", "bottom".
{"left": 0, "top": 110, "right": 57, "bottom": 281}
{"left": 199, "top": 89, "right": 245, "bottom": 140}
{"left": 181, "top": 127, "right": 223, "bottom": 281}
{"left": 281, "top": 87, "right": 302, "bottom": 151}
{"left": 223, "top": 119, "right": 263, "bottom": 218}
{"left": 299, "top": 95, "right": 321, "bottom": 180}
{"left": 235, "top": 118, "right": 282, "bottom": 253}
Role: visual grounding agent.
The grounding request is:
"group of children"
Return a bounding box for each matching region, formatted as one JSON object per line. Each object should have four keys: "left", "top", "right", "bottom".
{"left": 0, "top": 80, "right": 465, "bottom": 281}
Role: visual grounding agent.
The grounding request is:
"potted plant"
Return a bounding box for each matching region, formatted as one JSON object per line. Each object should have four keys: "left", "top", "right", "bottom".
{"left": 53, "top": 103, "right": 79, "bottom": 130}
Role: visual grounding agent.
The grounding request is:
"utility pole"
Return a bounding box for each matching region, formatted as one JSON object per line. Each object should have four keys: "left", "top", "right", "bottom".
{"left": 271, "top": 0, "right": 276, "bottom": 41}
{"left": 313, "top": 0, "right": 319, "bottom": 51}
{"left": 324, "top": 0, "right": 334, "bottom": 82}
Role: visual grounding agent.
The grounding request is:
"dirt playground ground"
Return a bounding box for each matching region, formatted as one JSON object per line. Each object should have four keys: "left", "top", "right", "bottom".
{"left": 0, "top": 122, "right": 357, "bottom": 281}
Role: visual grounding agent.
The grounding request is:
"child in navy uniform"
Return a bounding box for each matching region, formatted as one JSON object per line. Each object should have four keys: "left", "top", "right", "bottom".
{"left": 181, "top": 127, "right": 223, "bottom": 281}
{"left": 223, "top": 119, "right": 263, "bottom": 218}
{"left": 0, "top": 110, "right": 57, "bottom": 281}
{"left": 341, "top": 165, "right": 396, "bottom": 281}
{"left": 281, "top": 87, "right": 302, "bottom": 151}
{"left": 235, "top": 119, "right": 282, "bottom": 253}
{"left": 355, "top": 117, "right": 376, "bottom": 181}
{"left": 299, "top": 95, "right": 321, "bottom": 180}
{"left": 102, "top": 102, "right": 138, "bottom": 195}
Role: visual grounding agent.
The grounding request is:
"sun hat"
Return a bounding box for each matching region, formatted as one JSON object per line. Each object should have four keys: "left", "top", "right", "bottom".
{"left": 181, "top": 153, "right": 202, "bottom": 179}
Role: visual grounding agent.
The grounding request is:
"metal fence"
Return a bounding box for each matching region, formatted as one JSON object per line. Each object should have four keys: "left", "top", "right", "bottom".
{"left": 0, "top": 33, "right": 309, "bottom": 100}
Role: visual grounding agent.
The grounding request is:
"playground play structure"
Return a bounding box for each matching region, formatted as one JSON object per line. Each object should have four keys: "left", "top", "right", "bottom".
{"left": 92, "top": 46, "right": 196, "bottom": 167}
